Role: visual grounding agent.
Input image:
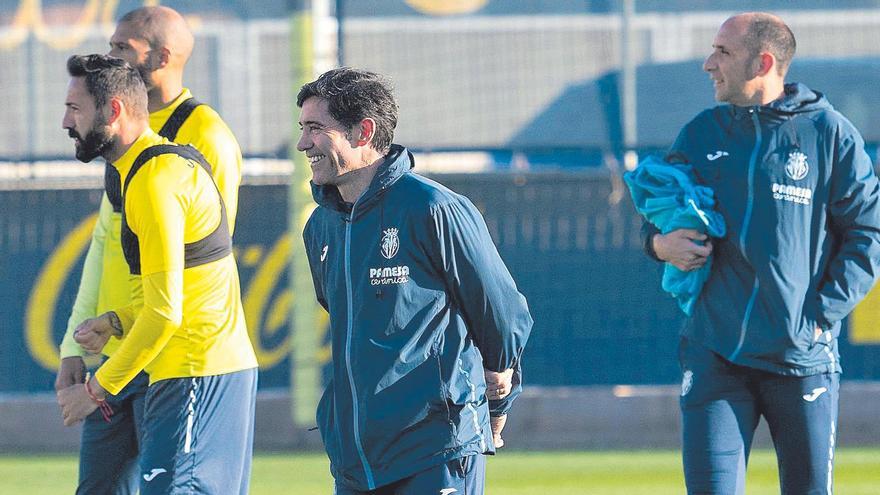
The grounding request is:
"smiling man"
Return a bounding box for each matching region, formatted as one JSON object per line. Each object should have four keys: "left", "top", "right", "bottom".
{"left": 641, "top": 13, "right": 880, "bottom": 494}
{"left": 297, "top": 67, "right": 532, "bottom": 495}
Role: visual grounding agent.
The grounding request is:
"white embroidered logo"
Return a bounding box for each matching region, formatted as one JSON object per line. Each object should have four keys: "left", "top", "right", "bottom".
{"left": 706, "top": 150, "right": 729, "bottom": 161}
{"left": 440, "top": 489, "right": 459, "bottom": 495}
{"left": 681, "top": 370, "right": 693, "bottom": 397}
{"left": 369, "top": 265, "right": 410, "bottom": 286}
{"left": 380, "top": 228, "right": 400, "bottom": 260}
{"left": 772, "top": 183, "right": 812, "bottom": 205}
{"left": 785, "top": 151, "right": 809, "bottom": 180}
{"left": 320, "top": 245, "right": 328, "bottom": 262}
{"left": 803, "top": 387, "right": 828, "bottom": 402}
{"left": 143, "top": 468, "right": 167, "bottom": 482}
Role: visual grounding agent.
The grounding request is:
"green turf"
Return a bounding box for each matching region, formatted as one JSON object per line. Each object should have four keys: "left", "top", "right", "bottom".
{"left": 1, "top": 449, "right": 878, "bottom": 494}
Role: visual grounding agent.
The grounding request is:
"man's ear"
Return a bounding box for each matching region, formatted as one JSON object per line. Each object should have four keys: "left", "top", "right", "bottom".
{"left": 106, "top": 98, "right": 123, "bottom": 125}
{"left": 151, "top": 46, "right": 171, "bottom": 70}
{"left": 356, "top": 118, "right": 376, "bottom": 147}
{"left": 756, "top": 52, "right": 776, "bottom": 77}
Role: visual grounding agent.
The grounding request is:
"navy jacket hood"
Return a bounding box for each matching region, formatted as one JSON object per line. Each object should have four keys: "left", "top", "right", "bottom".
{"left": 729, "top": 82, "right": 831, "bottom": 121}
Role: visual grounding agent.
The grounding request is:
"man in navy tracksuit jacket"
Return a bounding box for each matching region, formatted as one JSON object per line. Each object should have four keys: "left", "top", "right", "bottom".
{"left": 643, "top": 13, "right": 880, "bottom": 494}
{"left": 297, "top": 68, "right": 532, "bottom": 494}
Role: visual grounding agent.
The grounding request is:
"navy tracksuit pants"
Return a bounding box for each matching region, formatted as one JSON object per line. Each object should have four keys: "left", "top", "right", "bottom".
{"left": 138, "top": 368, "right": 258, "bottom": 495}
{"left": 334, "top": 454, "right": 486, "bottom": 495}
{"left": 679, "top": 337, "right": 839, "bottom": 495}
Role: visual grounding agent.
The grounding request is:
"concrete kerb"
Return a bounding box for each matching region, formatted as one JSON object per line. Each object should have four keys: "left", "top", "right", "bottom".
{"left": 2, "top": 383, "right": 878, "bottom": 454}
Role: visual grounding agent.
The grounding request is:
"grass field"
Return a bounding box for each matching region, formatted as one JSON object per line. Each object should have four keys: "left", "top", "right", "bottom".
{"left": 2, "top": 448, "right": 879, "bottom": 494}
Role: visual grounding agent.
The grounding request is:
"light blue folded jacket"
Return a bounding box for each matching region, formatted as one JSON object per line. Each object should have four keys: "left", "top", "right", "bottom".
{"left": 623, "top": 155, "right": 726, "bottom": 315}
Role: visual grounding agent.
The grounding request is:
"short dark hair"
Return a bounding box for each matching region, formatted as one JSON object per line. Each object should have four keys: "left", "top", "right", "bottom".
{"left": 743, "top": 14, "right": 796, "bottom": 75}
{"left": 297, "top": 67, "right": 398, "bottom": 153}
{"left": 66, "top": 54, "right": 148, "bottom": 118}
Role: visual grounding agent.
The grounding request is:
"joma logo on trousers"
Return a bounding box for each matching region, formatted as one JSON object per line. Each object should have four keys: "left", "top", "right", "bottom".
{"left": 143, "top": 468, "right": 167, "bottom": 482}
{"left": 803, "top": 387, "right": 828, "bottom": 402}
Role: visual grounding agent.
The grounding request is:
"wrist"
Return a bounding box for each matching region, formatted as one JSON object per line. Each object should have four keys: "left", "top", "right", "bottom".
{"left": 84, "top": 373, "right": 114, "bottom": 423}
{"left": 105, "top": 312, "right": 123, "bottom": 337}
{"left": 85, "top": 374, "right": 107, "bottom": 402}
{"left": 647, "top": 233, "right": 664, "bottom": 261}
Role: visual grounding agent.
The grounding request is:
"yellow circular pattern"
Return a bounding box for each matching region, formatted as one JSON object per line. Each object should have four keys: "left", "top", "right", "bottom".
{"left": 404, "top": 0, "right": 488, "bottom": 16}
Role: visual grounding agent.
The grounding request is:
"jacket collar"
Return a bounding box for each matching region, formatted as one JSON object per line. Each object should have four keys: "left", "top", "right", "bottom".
{"left": 311, "top": 144, "right": 414, "bottom": 216}
{"left": 729, "top": 82, "right": 831, "bottom": 121}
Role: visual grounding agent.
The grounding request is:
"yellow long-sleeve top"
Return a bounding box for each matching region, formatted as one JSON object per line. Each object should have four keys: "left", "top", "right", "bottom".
{"left": 94, "top": 130, "right": 256, "bottom": 395}
{"left": 153, "top": 89, "right": 242, "bottom": 230}
{"left": 60, "top": 89, "right": 242, "bottom": 359}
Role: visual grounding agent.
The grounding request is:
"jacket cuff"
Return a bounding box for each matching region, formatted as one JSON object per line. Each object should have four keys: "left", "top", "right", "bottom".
{"left": 641, "top": 222, "right": 663, "bottom": 262}
{"left": 488, "top": 367, "right": 522, "bottom": 416}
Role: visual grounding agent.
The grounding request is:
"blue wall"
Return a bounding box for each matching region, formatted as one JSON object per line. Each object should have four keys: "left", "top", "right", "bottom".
{"left": 0, "top": 185, "right": 293, "bottom": 392}
{"left": 3, "top": 175, "right": 880, "bottom": 393}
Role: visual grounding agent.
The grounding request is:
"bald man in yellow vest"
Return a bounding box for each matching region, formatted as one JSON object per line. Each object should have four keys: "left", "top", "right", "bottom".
{"left": 54, "top": 7, "right": 245, "bottom": 494}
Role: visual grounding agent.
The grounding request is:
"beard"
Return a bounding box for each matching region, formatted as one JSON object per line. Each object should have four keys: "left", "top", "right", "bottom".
{"left": 69, "top": 119, "right": 114, "bottom": 163}
{"left": 135, "top": 61, "right": 156, "bottom": 91}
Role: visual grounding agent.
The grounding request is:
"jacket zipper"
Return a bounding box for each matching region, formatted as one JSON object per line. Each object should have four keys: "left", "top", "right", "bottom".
{"left": 344, "top": 205, "right": 376, "bottom": 489}
{"left": 730, "top": 109, "right": 762, "bottom": 361}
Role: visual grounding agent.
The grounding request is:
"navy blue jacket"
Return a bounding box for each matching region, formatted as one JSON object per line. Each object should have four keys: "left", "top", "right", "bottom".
{"left": 303, "top": 145, "right": 532, "bottom": 490}
{"left": 646, "top": 83, "right": 880, "bottom": 375}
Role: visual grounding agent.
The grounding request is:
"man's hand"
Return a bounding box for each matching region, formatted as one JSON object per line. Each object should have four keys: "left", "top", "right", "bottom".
{"left": 74, "top": 312, "right": 122, "bottom": 354}
{"left": 652, "top": 229, "right": 713, "bottom": 272}
{"left": 57, "top": 383, "right": 97, "bottom": 426}
{"left": 485, "top": 369, "right": 515, "bottom": 448}
{"left": 54, "top": 356, "right": 86, "bottom": 391}
{"left": 57, "top": 375, "right": 107, "bottom": 427}
{"left": 484, "top": 368, "right": 514, "bottom": 401}
{"left": 490, "top": 414, "right": 507, "bottom": 449}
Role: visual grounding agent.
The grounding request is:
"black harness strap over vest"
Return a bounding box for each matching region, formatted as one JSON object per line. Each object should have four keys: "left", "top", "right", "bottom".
{"left": 105, "top": 97, "right": 203, "bottom": 212}
{"left": 157, "top": 97, "right": 202, "bottom": 142}
{"left": 120, "top": 144, "right": 231, "bottom": 276}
